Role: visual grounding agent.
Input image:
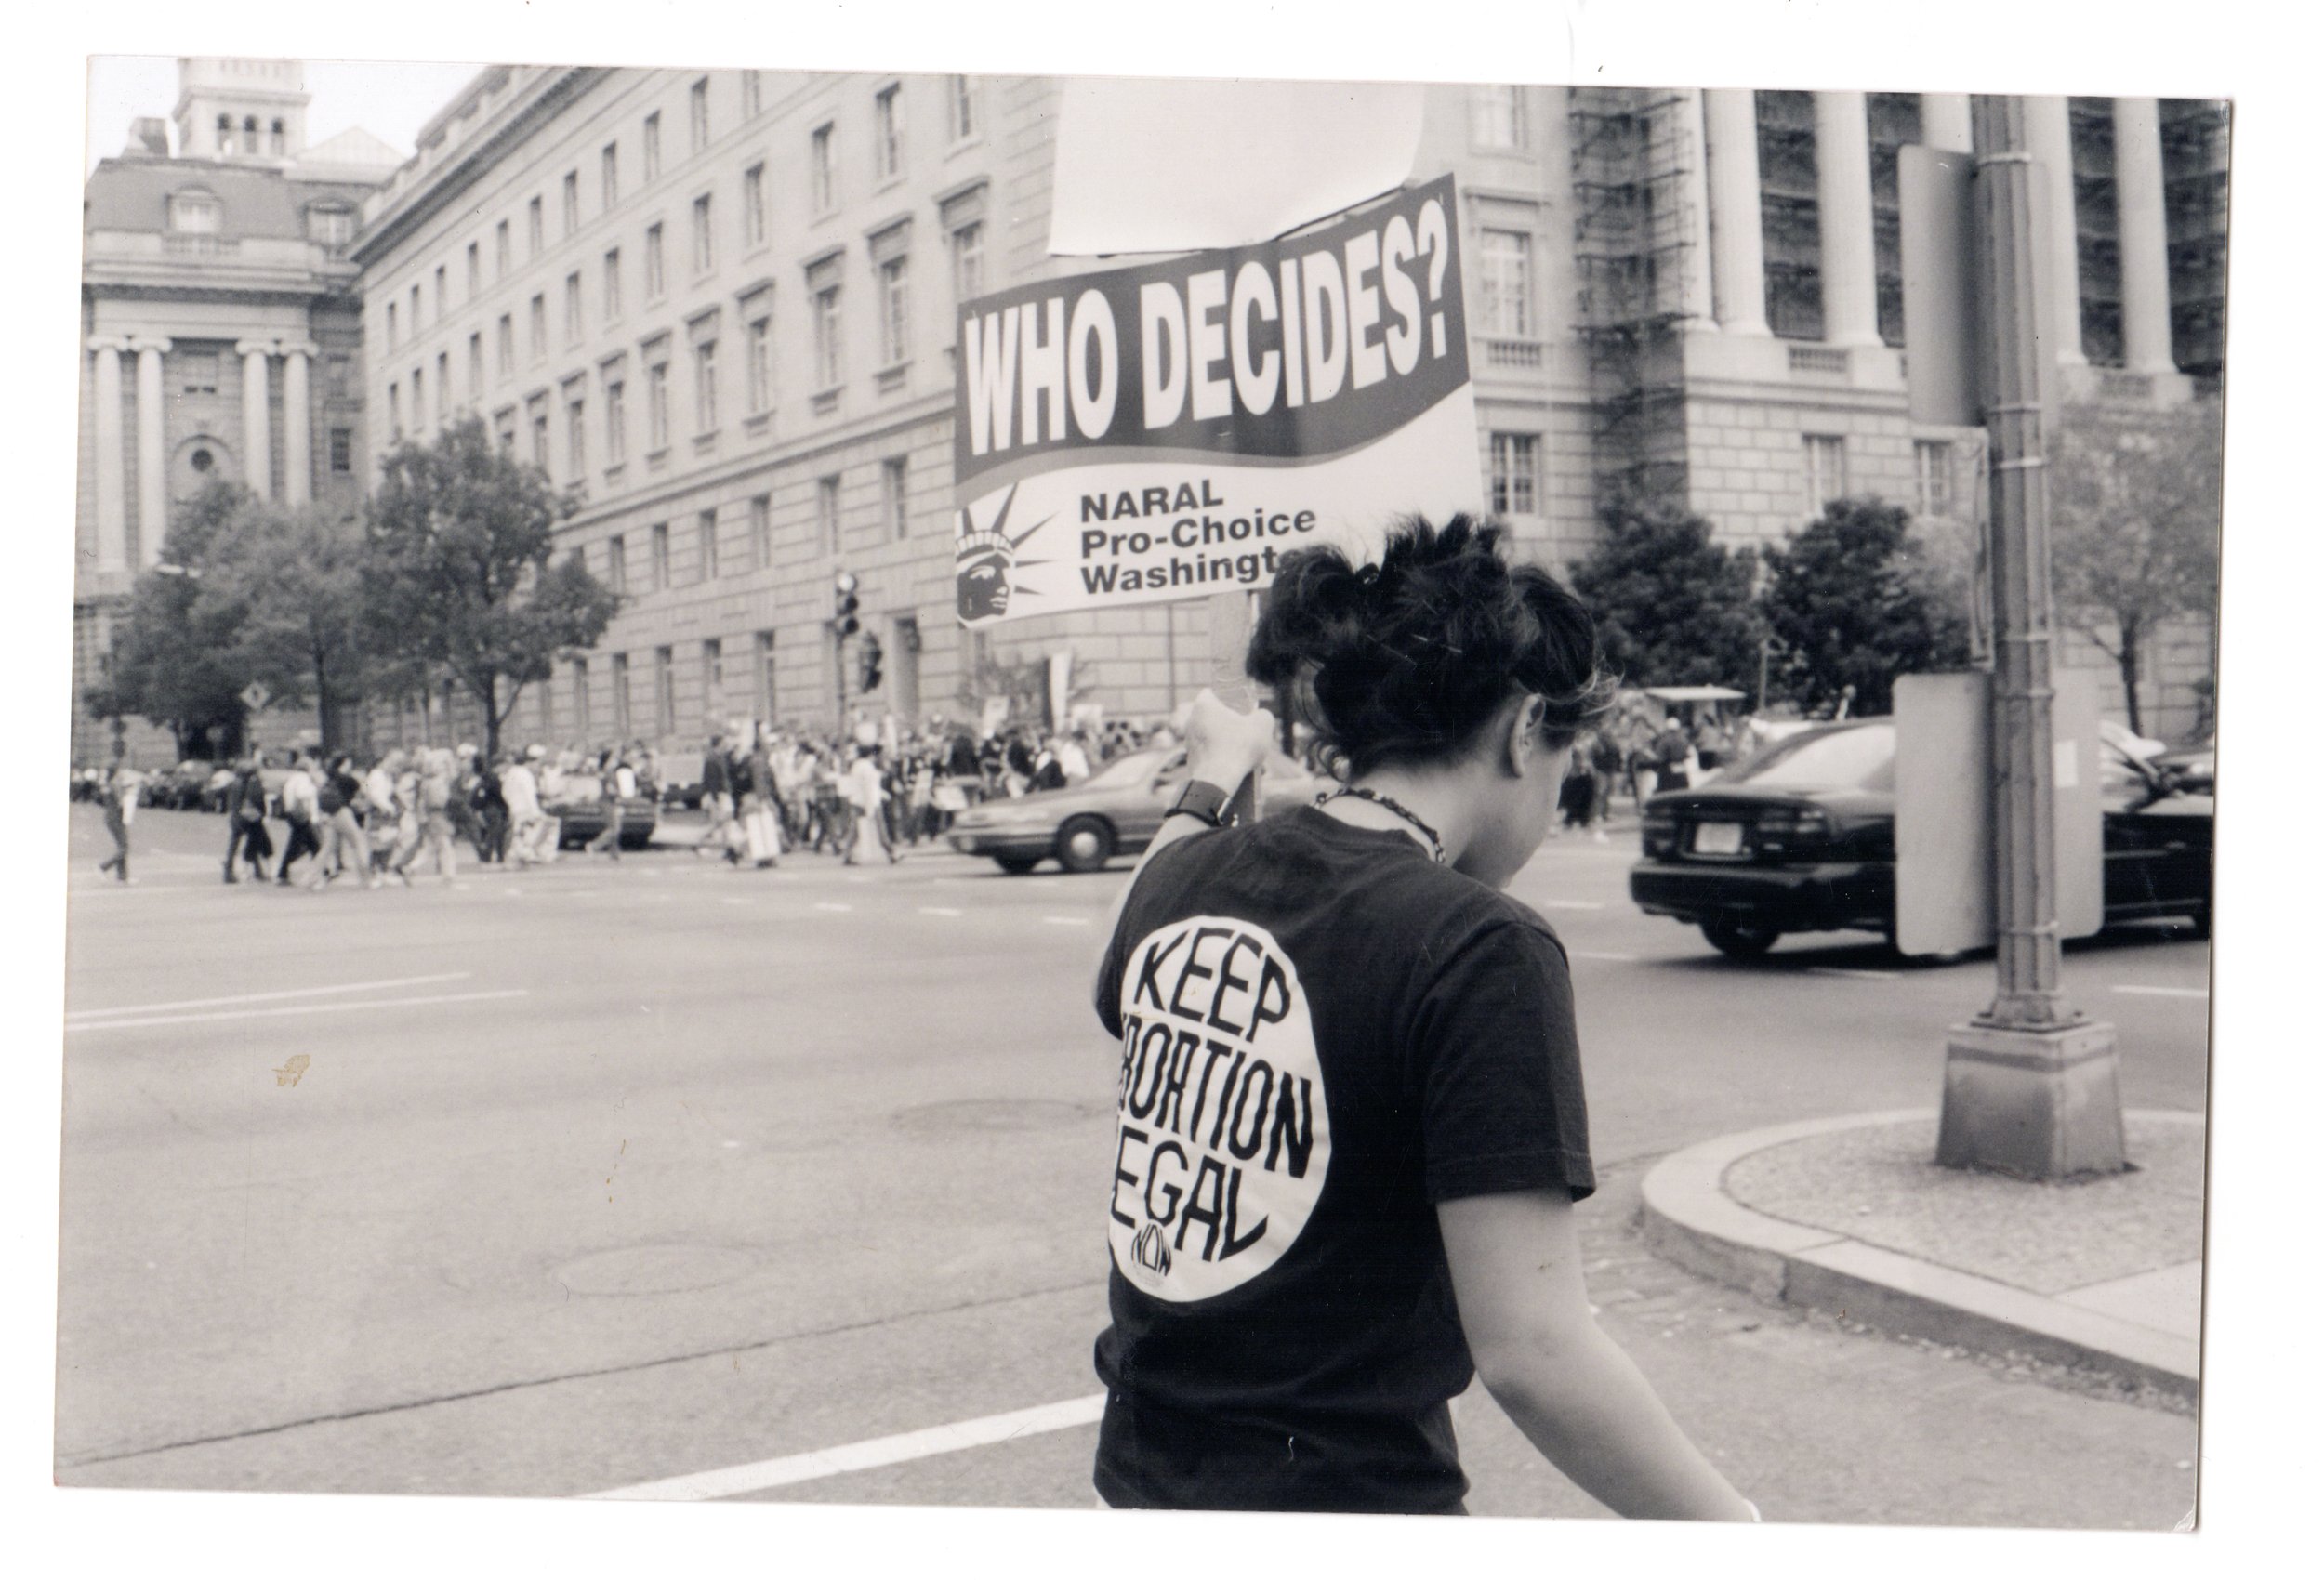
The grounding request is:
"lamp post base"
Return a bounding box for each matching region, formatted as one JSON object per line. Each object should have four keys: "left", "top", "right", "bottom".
{"left": 1937, "top": 1019, "right": 2127, "bottom": 1178}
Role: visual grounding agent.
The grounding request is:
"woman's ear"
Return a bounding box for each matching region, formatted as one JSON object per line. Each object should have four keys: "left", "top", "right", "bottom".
{"left": 1503, "top": 696, "right": 1548, "bottom": 777}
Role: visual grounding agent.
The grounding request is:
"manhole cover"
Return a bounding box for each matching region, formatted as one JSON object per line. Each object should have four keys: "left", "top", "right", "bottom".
{"left": 550, "top": 1244, "right": 759, "bottom": 1297}
{"left": 891, "top": 1099, "right": 1102, "bottom": 1133}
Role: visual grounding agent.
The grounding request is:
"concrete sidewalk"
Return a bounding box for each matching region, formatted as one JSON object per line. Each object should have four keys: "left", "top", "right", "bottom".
{"left": 1641, "top": 1108, "right": 2204, "bottom": 1402}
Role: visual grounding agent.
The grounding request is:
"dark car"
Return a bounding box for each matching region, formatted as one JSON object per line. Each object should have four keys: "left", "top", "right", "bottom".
{"left": 946, "top": 746, "right": 1322, "bottom": 874}
{"left": 544, "top": 776, "right": 659, "bottom": 850}
{"left": 141, "top": 760, "right": 215, "bottom": 810}
{"left": 1629, "top": 719, "right": 2212, "bottom": 958}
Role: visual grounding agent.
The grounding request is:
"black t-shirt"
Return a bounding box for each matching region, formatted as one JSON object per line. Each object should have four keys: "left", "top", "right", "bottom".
{"left": 1089, "top": 807, "right": 1593, "bottom": 1515}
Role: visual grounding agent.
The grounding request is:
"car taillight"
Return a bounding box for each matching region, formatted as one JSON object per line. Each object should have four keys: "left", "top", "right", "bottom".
{"left": 1642, "top": 810, "right": 1678, "bottom": 858}
{"left": 1753, "top": 807, "right": 1834, "bottom": 858}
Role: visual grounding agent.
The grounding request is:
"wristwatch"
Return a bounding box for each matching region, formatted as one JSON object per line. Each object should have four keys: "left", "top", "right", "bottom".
{"left": 1166, "top": 778, "right": 1236, "bottom": 829}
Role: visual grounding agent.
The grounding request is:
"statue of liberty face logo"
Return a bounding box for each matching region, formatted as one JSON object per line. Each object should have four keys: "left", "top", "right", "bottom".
{"left": 954, "top": 484, "right": 1050, "bottom": 625}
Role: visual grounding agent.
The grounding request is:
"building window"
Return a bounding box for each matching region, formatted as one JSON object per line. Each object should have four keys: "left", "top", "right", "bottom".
{"left": 433, "top": 265, "right": 448, "bottom": 322}
{"left": 693, "top": 338, "right": 719, "bottom": 431}
{"left": 651, "top": 521, "right": 671, "bottom": 590}
{"left": 1472, "top": 86, "right": 1527, "bottom": 148}
{"left": 466, "top": 241, "right": 482, "bottom": 296}
{"left": 813, "top": 283, "right": 844, "bottom": 389}
{"left": 179, "top": 351, "right": 220, "bottom": 394}
{"left": 329, "top": 428, "right": 352, "bottom": 473}
{"left": 468, "top": 332, "right": 484, "bottom": 399}
{"left": 217, "top": 115, "right": 235, "bottom": 158}
{"left": 1488, "top": 432, "right": 1539, "bottom": 516}
{"left": 743, "top": 163, "right": 767, "bottom": 248}
{"left": 529, "top": 294, "right": 548, "bottom": 362}
{"left": 810, "top": 123, "right": 835, "bottom": 214}
{"left": 746, "top": 312, "right": 772, "bottom": 415}
{"left": 948, "top": 75, "right": 978, "bottom": 143}
{"left": 495, "top": 218, "right": 510, "bottom": 276}
{"left": 527, "top": 195, "right": 544, "bottom": 255}
{"left": 816, "top": 474, "right": 842, "bottom": 554}
{"left": 950, "top": 220, "right": 984, "bottom": 305}
{"left": 1914, "top": 439, "right": 1955, "bottom": 518}
{"left": 413, "top": 366, "right": 427, "bottom": 431}
{"left": 748, "top": 494, "right": 773, "bottom": 570}
{"left": 641, "top": 111, "right": 662, "bottom": 180}
{"left": 310, "top": 205, "right": 354, "bottom": 245}
{"left": 704, "top": 638, "right": 724, "bottom": 718}
{"left": 385, "top": 301, "right": 399, "bottom": 349}
{"left": 388, "top": 382, "right": 403, "bottom": 440}
{"left": 1803, "top": 434, "right": 1848, "bottom": 517}
{"left": 1478, "top": 229, "right": 1532, "bottom": 337}
{"left": 566, "top": 393, "right": 587, "bottom": 479}
{"left": 496, "top": 313, "right": 515, "bottom": 377}
{"left": 754, "top": 630, "right": 776, "bottom": 720}
{"left": 873, "top": 83, "right": 905, "bottom": 180}
{"left": 324, "top": 355, "right": 351, "bottom": 400}
{"left": 270, "top": 118, "right": 286, "bottom": 157}
{"left": 495, "top": 409, "right": 516, "bottom": 454}
{"left": 573, "top": 658, "right": 592, "bottom": 739}
{"left": 878, "top": 254, "right": 911, "bottom": 368}
{"left": 530, "top": 402, "right": 549, "bottom": 468}
{"left": 604, "top": 376, "right": 627, "bottom": 464}
{"left": 654, "top": 647, "right": 676, "bottom": 733}
{"left": 611, "top": 653, "right": 631, "bottom": 737}
{"left": 601, "top": 142, "right": 619, "bottom": 208}
{"left": 607, "top": 534, "right": 627, "bottom": 595}
{"left": 645, "top": 223, "right": 666, "bottom": 299}
{"left": 433, "top": 353, "right": 449, "bottom": 422}
{"left": 603, "top": 248, "right": 623, "bottom": 325}
{"left": 691, "top": 194, "right": 715, "bottom": 274}
{"left": 561, "top": 170, "right": 580, "bottom": 236}
{"left": 690, "top": 77, "right": 711, "bottom": 151}
{"left": 410, "top": 283, "right": 421, "bottom": 330}
{"left": 698, "top": 509, "right": 720, "bottom": 580}
{"left": 167, "top": 190, "right": 220, "bottom": 233}
{"left": 881, "top": 456, "right": 909, "bottom": 539}
{"left": 564, "top": 271, "right": 584, "bottom": 345}
{"left": 647, "top": 356, "right": 671, "bottom": 450}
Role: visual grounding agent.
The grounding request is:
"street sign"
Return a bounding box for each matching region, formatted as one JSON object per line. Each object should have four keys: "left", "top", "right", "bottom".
{"left": 240, "top": 681, "right": 271, "bottom": 714}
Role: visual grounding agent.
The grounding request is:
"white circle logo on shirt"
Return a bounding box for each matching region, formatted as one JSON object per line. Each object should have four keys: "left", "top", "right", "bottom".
{"left": 1107, "top": 915, "right": 1330, "bottom": 1302}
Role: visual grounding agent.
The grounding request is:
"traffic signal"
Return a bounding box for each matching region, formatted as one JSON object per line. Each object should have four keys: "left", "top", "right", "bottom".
{"left": 833, "top": 570, "right": 860, "bottom": 637}
{"left": 860, "top": 634, "right": 884, "bottom": 693}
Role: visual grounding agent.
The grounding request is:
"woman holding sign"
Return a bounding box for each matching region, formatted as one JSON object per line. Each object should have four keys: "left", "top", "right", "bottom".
{"left": 1089, "top": 515, "right": 1757, "bottom": 1520}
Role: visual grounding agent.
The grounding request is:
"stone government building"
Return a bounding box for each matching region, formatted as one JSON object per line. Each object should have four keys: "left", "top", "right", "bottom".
{"left": 75, "top": 63, "right": 2228, "bottom": 764}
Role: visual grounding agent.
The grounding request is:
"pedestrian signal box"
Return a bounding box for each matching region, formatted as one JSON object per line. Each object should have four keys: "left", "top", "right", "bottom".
{"left": 834, "top": 571, "right": 861, "bottom": 638}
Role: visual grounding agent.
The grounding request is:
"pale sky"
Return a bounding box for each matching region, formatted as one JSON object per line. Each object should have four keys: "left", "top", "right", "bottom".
{"left": 85, "top": 56, "right": 488, "bottom": 172}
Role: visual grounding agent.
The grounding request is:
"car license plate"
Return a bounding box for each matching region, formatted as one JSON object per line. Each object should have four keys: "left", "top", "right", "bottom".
{"left": 1692, "top": 822, "right": 1745, "bottom": 856}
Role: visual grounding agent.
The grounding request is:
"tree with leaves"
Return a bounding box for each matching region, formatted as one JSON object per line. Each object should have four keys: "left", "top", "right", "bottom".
{"left": 364, "top": 416, "right": 618, "bottom": 757}
{"left": 1760, "top": 497, "right": 1973, "bottom": 718}
{"left": 2047, "top": 399, "right": 2224, "bottom": 738}
{"left": 1567, "top": 500, "right": 1766, "bottom": 693}
{"left": 204, "top": 500, "right": 375, "bottom": 754}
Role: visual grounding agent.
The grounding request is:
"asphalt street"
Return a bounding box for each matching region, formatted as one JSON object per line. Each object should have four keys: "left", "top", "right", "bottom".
{"left": 53, "top": 804, "right": 2207, "bottom": 1526}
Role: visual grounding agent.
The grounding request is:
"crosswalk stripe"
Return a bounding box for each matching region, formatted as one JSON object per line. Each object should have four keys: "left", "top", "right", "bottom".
{"left": 2112, "top": 984, "right": 2209, "bottom": 999}
{"left": 66, "top": 972, "right": 471, "bottom": 1021}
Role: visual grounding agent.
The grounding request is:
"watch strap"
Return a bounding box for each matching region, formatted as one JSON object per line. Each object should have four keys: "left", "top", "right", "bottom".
{"left": 1166, "top": 778, "right": 1235, "bottom": 828}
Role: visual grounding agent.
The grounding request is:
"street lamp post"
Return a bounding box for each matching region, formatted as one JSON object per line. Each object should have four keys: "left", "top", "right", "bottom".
{"left": 1934, "top": 96, "right": 2125, "bottom": 1178}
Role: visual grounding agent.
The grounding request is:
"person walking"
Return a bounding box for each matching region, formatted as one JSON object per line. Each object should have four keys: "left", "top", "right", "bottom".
{"left": 501, "top": 746, "right": 549, "bottom": 867}
{"left": 470, "top": 749, "right": 508, "bottom": 865}
{"left": 584, "top": 750, "right": 631, "bottom": 860}
{"left": 222, "top": 752, "right": 274, "bottom": 883}
{"left": 393, "top": 748, "right": 461, "bottom": 882}
{"left": 841, "top": 745, "right": 895, "bottom": 865}
{"left": 694, "top": 732, "right": 739, "bottom": 859}
{"left": 1651, "top": 716, "right": 1692, "bottom": 796}
{"left": 1086, "top": 516, "right": 1757, "bottom": 1521}
{"left": 275, "top": 753, "right": 322, "bottom": 884}
{"left": 307, "top": 755, "right": 369, "bottom": 890}
{"left": 1586, "top": 726, "right": 1624, "bottom": 843}
{"left": 96, "top": 748, "right": 137, "bottom": 883}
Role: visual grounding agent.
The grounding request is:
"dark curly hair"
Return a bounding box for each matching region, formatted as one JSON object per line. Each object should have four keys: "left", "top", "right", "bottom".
{"left": 1246, "top": 514, "right": 1613, "bottom": 782}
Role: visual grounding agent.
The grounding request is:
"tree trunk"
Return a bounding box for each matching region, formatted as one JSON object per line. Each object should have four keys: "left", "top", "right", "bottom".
{"left": 2117, "top": 612, "right": 2144, "bottom": 739}
{"left": 482, "top": 676, "right": 501, "bottom": 760}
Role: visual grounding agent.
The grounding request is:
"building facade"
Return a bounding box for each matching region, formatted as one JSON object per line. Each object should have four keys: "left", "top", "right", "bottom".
{"left": 74, "top": 59, "right": 399, "bottom": 763}
{"left": 328, "top": 72, "right": 2228, "bottom": 755}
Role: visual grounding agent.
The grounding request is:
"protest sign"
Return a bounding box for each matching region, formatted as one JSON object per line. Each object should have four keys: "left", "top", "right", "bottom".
{"left": 950, "top": 174, "right": 1481, "bottom": 630}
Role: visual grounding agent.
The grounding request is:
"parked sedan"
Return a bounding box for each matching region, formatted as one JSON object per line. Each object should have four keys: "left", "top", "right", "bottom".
{"left": 1628, "top": 719, "right": 2212, "bottom": 959}
{"left": 947, "top": 746, "right": 1322, "bottom": 874}
{"left": 543, "top": 777, "right": 659, "bottom": 850}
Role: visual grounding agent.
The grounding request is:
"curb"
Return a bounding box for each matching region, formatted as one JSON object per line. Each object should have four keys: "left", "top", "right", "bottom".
{"left": 1639, "top": 1109, "right": 2203, "bottom": 1401}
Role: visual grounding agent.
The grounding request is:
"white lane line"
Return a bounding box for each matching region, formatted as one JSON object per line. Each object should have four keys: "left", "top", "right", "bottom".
{"left": 1532, "top": 900, "right": 1605, "bottom": 911}
{"left": 812, "top": 902, "right": 853, "bottom": 913}
{"left": 919, "top": 906, "right": 964, "bottom": 917}
{"left": 65, "top": 988, "right": 530, "bottom": 1034}
{"left": 66, "top": 972, "right": 472, "bottom": 1022}
{"left": 720, "top": 897, "right": 754, "bottom": 907}
{"left": 588, "top": 1392, "right": 1108, "bottom": 1502}
{"left": 2112, "top": 984, "right": 2209, "bottom": 1000}
{"left": 1041, "top": 915, "right": 1091, "bottom": 928}
{"left": 1568, "top": 950, "right": 1638, "bottom": 963}
{"left": 1807, "top": 966, "right": 1900, "bottom": 981}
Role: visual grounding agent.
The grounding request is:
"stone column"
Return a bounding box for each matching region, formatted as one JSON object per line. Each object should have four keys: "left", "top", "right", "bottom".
{"left": 1702, "top": 88, "right": 1770, "bottom": 336}
{"left": 1674, "top": 91, "right": 1718, "bottom": 327}
{"left": 86, "top": 336, "right": 129, "bottom": 573}
{"left": 237, "top": 339, "right": 276, "bottom": 499}
{"left": 2022, "top": 96, "right": 2085, "bottom": 366}
{"left": 1921, "top": 93, "right": 1974, "bottom": 153}
{"left": 282, "top": 341, "right": 317, "bottom": 505}
{"left": 130, "top": 336, "right": 172, "bottom": 566}
{"left": 1813, "top": 90, "right": 1882, "bottom": 348}
{"left": 2112, "top": 98, "right": 2177, "bottom": 375}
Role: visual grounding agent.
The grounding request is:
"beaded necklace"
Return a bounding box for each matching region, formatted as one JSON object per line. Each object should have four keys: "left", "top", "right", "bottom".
{"left": 1317, "top": 785, "right": 1447, "bottom": 865}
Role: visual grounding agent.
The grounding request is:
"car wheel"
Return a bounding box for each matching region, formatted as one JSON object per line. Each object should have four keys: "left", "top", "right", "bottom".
{"left": 1056, "top": 816, "right": 1116, "bottom": 874}
{"left": 1701, "top": 916, "right": 1782, "bottom": 960}
{"left": 993, "top": 854, "right": 1041, "bottom": 876}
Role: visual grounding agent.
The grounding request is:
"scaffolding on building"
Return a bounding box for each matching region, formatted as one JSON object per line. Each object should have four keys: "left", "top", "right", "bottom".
{"left": 1567, "top": 86, "right": 1698, "bottom": 507}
